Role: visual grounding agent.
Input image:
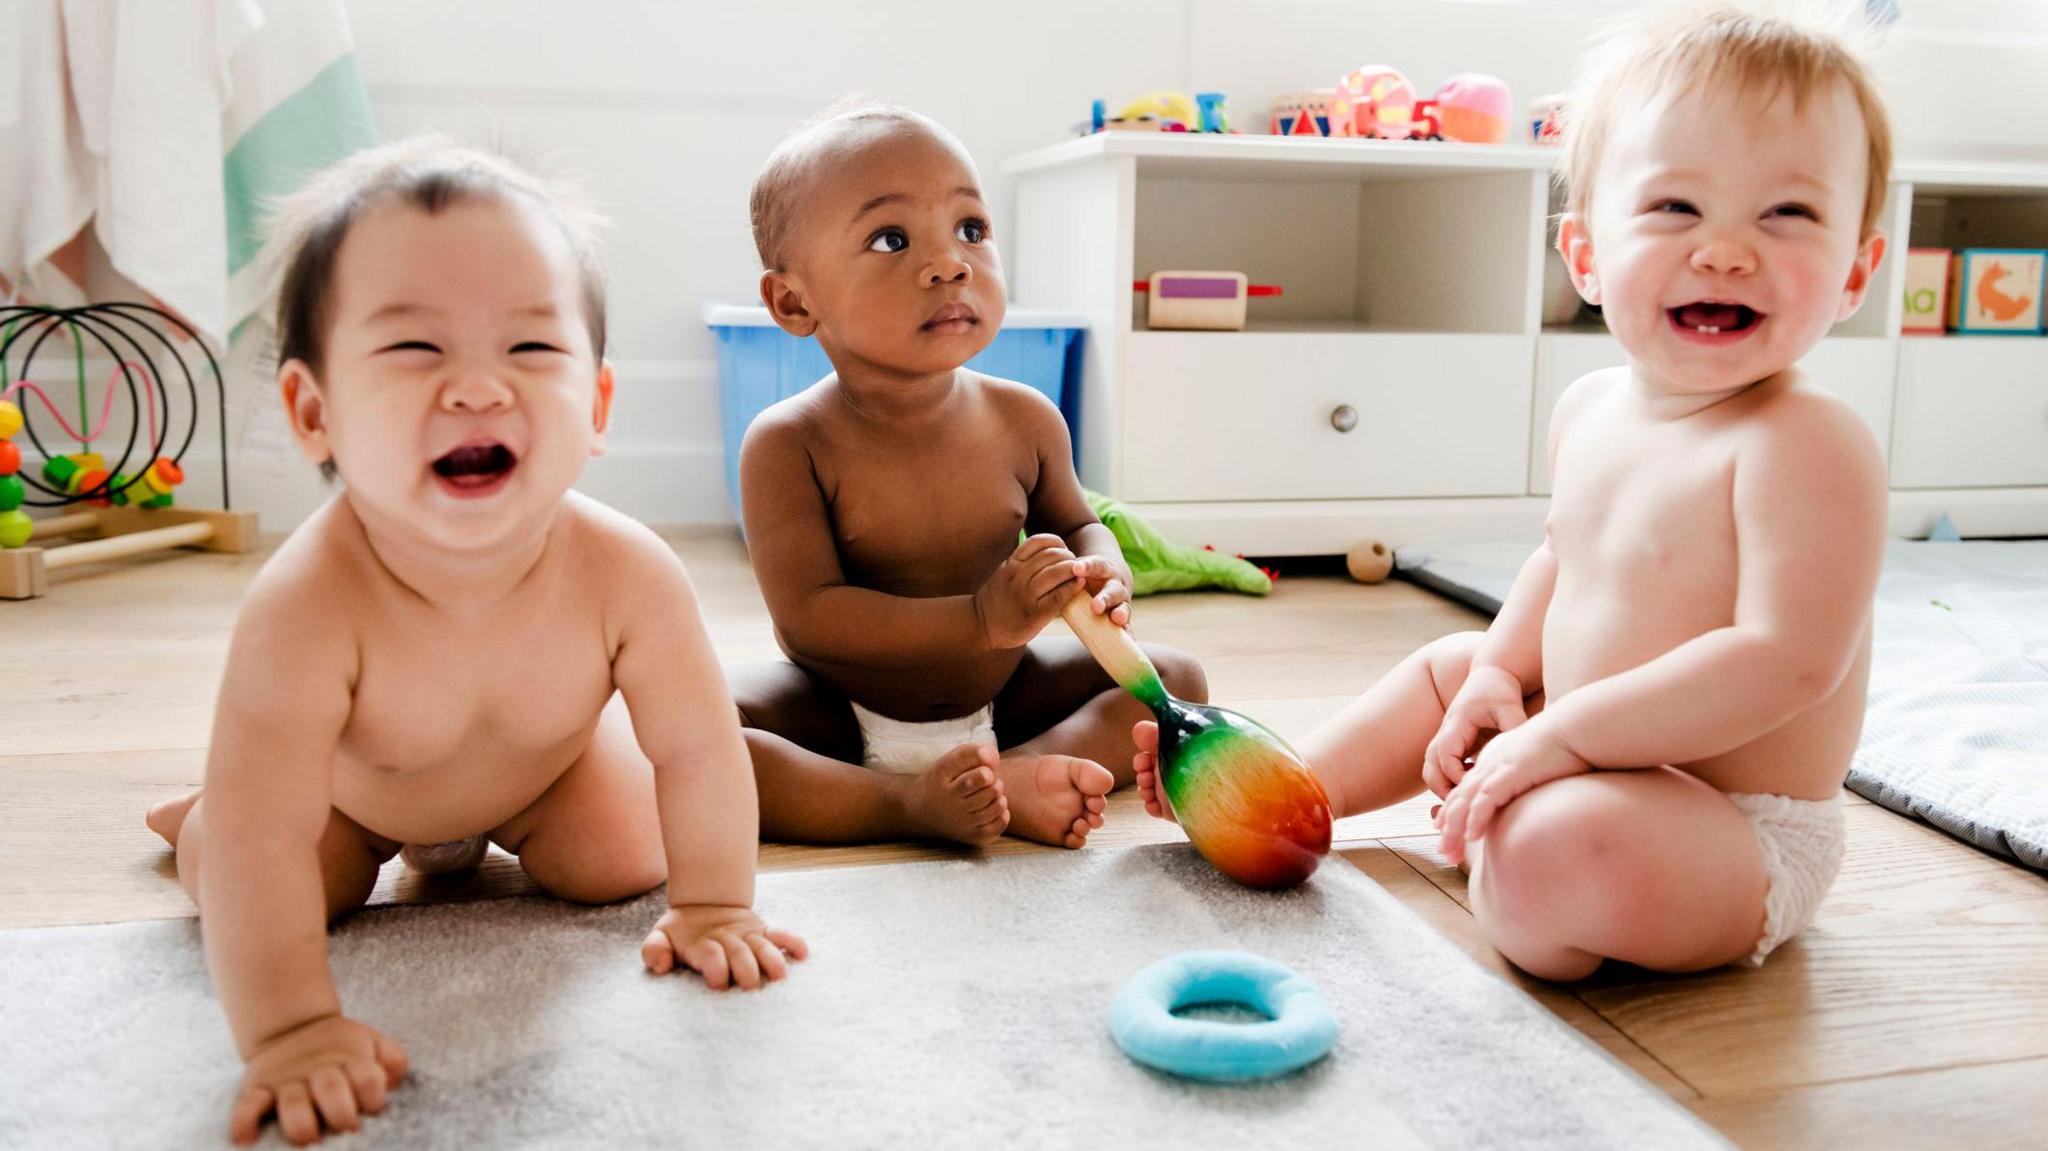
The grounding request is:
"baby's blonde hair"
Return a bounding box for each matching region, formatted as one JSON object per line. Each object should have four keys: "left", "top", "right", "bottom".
{"left": 1561, "top": 3, "right": 1893, "bottom": 238}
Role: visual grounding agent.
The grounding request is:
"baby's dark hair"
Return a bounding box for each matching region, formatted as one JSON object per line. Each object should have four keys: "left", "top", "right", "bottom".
{"left": 268, "top": 137, "right": 609, "bottom": 480}
{"left": 749, "top": 99, "right": 965, "bottom": 272}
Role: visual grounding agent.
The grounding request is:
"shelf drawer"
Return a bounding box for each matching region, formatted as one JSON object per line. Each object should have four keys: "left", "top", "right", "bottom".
{"left": 1120, "top": 332, "right": 1533, "bottom": 502}
{"left": 1893, "top": 338, "right": 2048, "bottom": 489}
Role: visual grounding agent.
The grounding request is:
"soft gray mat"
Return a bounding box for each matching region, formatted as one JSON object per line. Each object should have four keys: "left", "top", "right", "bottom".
{"left": 1395, "top": 539, "right": 2048, "bottom": 871}
{"left": 0, "top": 846, "right": 1724, "bottom": 1150}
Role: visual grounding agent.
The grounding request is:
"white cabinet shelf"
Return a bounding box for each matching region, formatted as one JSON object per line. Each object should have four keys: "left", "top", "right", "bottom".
{"left": 1007, "top": 134, "right": 2048, "bottom": 553}
{"left": 1124, "top": 331, "right": 1531, "bottom": 503}
{"left": 1894, "top": 338, "right": 2048, "bottom": 489}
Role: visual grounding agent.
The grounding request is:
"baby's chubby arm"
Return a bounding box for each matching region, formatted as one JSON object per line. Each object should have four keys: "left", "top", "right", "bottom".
{"left": 1541, "top": 392, "right": 1888, "bottom": 769}
{"left": 1017, "top": 387, "right": 1134, "bottom": 627}
{"left": 199, "top": 577, "right": 407, "bottom": 1143}
{"left": 1420, "top": 378, "right": 1586, "bottom": 800}
{"left": 606, "top": 528, "right": 806, "bottom": 989}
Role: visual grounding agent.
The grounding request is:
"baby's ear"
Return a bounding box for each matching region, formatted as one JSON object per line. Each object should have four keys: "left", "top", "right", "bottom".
{"left": 590, "top": 359, "right": 615, "bottom": 455}
{"left": 279, "top": 360, "right": 335, "bottom": 470}
{"left": 1836, "top": 231, "right": 1888, "bottom": 322}
{"left": 1556, "top": 214, "right": 1600, "bottom": 306}
{"left": 760, "top": 270, "right": 818, "bottom": 337}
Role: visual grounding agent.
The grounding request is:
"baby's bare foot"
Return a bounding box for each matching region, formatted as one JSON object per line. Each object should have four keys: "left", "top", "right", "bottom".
{"left": 146, "top": 789, "right": 202, "bottom": 847}
{"left": 1000, "top": 755, "right": 1115, "bottom": 849}
{"left": 894, "top": 744, "right": 1008, "bottom": 847}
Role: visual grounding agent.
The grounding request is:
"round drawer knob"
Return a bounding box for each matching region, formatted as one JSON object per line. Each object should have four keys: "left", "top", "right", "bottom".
{"left": 1329, "top": 404, "right": 1359, "bottom": 433}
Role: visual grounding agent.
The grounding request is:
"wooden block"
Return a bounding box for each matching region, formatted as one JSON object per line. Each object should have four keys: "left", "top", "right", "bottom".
{"left": 0, "top": 546, "right": 49, "bottom": 599}
{"left": 1142, "top": 270, "right": 1250, "bottom": 330}
{"left": 1947, "top": 249, "right": 2046, "bottom": 333}
{"left": 1901, "top": 248, "right": 1949, "bottom": 334}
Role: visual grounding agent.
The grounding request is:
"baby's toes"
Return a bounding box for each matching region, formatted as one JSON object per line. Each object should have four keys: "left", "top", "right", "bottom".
{"left": 1070, "top": 758, "right": 1115, "bottom": 798}
{"left": 1064, "top": 815, "right": 1095, "bottom": 848}
{"left": 949, "top": 764, "right": 997, "bottom": 798}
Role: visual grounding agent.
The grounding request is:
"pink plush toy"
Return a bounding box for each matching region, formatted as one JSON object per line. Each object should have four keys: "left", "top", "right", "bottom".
{"left": 1329, "top": 65, "right": 1417, "bottom": 140}
{"left": 1429, "top": 73, "right": 1513, "bottom": 144}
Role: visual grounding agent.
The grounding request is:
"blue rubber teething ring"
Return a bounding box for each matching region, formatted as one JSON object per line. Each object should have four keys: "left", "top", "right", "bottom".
{"left": 1110, "top": 950, "right": 1338, "bottom": 1082}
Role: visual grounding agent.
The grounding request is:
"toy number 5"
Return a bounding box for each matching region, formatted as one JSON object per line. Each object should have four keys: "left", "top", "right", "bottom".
{"left": 1411, "top": 99, "right": 1442, "bottom": 141}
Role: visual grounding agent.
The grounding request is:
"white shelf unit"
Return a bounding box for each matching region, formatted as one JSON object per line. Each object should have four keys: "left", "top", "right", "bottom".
{"left": 1006, "top": 133, "right": 2048, "bottom": 553}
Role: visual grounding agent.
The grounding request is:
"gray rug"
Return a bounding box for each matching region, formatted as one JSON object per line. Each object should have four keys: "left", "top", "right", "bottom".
{"left": 0, "top": 846, "right": 1724, "bottom": 1150}
{"left": 1396, "top": 538, "right": 2048, "bottom": 871}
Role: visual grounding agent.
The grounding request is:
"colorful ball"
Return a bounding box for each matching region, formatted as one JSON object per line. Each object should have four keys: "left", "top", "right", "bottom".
{"left": 0, "top": 400, "right": 20, "bottom": 440}
{"left": 0, "top": 439, "right": 19, "bottom": 476}
{"left": 1331, "top": 65, "right": 1416, "bottom": 140}
{"left": 1434, "top": 73, "right": 1513, "bottom": 144}
{"left": 0, "top": 508, "right": 31, "bottom": 548}
{"left": 0, "top": 473, "right": 22, "bottom": 512}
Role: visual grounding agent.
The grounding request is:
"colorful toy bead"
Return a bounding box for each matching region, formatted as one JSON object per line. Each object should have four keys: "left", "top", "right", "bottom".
{"left": 0, "top": 439, "right": 20, "bottom": 476}
{"left": 76, "top": 468, "right": 110, "bottom": 502}
{"left": 0, "top": 473, "right": 23, "bottom": 512}
{"left": 151, "top": 458, "right": 185, "bottom": 487}
{"left": 0, "top": 508, "right": 32, "bottom": 549}
{"left": 0, "top": 400, "right": 21, "bottom": 440}
{"left": 140, "top": 491, "right": 174, "bottom": 510}
{"left": 43, "top": 455, "right": 79, "bottom": 490}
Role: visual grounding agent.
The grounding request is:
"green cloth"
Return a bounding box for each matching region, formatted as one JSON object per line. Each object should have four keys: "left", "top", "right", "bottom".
{"left": 1088, "top": 490, "right": 1271, "bottom": 597}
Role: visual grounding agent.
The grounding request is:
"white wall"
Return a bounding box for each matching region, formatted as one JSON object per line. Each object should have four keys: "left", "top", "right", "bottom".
{"left": 299, "top": 0, "right": 2048, "bottom": 528}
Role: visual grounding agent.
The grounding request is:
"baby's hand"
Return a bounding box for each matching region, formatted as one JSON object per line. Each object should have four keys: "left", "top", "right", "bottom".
{"left": 230, "top": 1013, "right": 407, "bottom": 1147}
{"left": 1434, "top": 715, "right": 1588, "bottom": 866}
{"left": 1078, "top": 557, "right": 1133, "bottom": 628}
{"left": 1422, "top": 665, "right": 1529, "bottom": 799}
{"left": 642, "top": 903, "right": 808, "bottom": 991}
{"left": 975, "top": 533, "right": 1085, "bottom": 649}
{"left": 1131, "top": 720, "right": 1174, "bottom": 822}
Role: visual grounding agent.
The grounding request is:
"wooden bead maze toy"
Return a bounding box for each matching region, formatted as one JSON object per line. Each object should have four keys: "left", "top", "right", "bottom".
{"left": 0, "top": 303, "right": 256, "bottom": 600}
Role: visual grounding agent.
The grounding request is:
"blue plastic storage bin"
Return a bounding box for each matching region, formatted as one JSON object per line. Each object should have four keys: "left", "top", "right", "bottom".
{"left": 704, "top": 304, "right": 1088, "bottom": 521}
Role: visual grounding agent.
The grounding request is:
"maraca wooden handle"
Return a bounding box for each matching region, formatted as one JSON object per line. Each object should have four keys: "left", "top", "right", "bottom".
{"left": 1059, "top": 591, "right": 1162, "bottom": 697}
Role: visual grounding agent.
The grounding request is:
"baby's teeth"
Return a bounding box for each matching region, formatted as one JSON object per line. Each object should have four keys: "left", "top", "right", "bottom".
{"left": 1696, "top": 324, "right": 1720, "bottom": 334}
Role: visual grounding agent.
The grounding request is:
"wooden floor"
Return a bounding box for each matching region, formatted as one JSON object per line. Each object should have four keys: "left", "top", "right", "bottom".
{"left": 5, "top": 529, "right": 2046, "bottom": 1148}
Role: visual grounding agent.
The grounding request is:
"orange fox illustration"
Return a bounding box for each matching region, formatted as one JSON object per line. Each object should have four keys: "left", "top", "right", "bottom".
{"left": 1976, "top": 260, "right": 2035, "bottom": 322}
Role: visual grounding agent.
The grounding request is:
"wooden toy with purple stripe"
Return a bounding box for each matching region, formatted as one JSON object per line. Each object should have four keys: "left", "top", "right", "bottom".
{"left": 1133, "top": 272, "right": 1284, "bottom": 330}
{"left": 1059, "top": 591, "right": 1332, "bottom": 890}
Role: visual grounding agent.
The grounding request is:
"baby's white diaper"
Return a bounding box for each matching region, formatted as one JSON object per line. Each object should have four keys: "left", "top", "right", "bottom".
{"left": 1725, "top": 791, "right": 1846, "bottom": 967}
{"left": 848, "top": 701, "right": 997, "bottom": 774}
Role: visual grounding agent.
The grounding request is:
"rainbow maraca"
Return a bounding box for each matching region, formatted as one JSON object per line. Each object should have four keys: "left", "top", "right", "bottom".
{"left": 1061, "top": 594, "right": 1332, "bottom": 889}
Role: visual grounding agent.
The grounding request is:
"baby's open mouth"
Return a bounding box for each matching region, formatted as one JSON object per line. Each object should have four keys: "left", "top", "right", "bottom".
{"left": 431, "top": 441, "right": 518, "bottom": 492}
{"left": 1669, "top": 301, "right": 1763, "bottom": 336}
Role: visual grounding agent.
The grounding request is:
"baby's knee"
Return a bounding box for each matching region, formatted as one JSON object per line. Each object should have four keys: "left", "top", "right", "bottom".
{"left": 1145, "top": 644, "right": 1209, "bottom": 704}
{"left": 1421, "top": 631, "right": 1487, "bottom": 693}
{"left": 1479, "top": 786, "right": 1598, "bottom": 900}
{"left": 1480, "top": 783, "right": 1651, "bottom": 931}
